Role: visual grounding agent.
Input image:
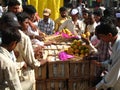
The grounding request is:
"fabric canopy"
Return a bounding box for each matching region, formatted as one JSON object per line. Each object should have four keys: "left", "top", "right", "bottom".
{"left": 27, "top": 0, "right": 64, "bottom": 20}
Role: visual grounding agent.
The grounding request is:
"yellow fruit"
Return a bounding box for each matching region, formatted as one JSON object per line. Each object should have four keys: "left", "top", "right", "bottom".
{"left": 61, "top": 29, "right": 66, "bottom": 33}
{"left": 64, "top": 48, "right": 68, "bottom": 52}
{"left": 81, "top": 34, "right": 86, "bottom": 38}
{"left": 73, "top": 45, "right": 78, "bottom": 49}
{"left": 80, "top": 50, "right": 84, "bottom": 54}
{"left": 74, "top": 49, "right": 79, "bottom": 54}
{"left": 73, "top": 40, "right": 78, "bottom": 44}
{"left": 79, "top": 54, "right": 84, "bottom": 58}
{"left": 84, "top": 49, "right": 89, "bottom": 53}
{"left": 65, "top": 29, "right": 72, "bottom": 35}
{"left": 85, "top": 32, "right": 90, "bottom": 37}
{"left": 67, "top": 47, "right": 74, "bottom": 55}
{"left": 75, "top": 54, "right": 79, "bottom": 56}
{"left": 76, "top": 40, "right": 82, "bottom": 46}
{"left": 67, "top": 47, "right": 74, "bottom": 52}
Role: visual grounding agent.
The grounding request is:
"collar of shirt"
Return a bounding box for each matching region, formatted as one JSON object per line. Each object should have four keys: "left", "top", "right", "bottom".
{"left": 41, "top": 18, "right": 51, "bottom": 24}
{"left": 71, "top": 19, "right": 81, "bottom": 25}
{"left": 0, "top": 47, "right": 12, "bottom": 60}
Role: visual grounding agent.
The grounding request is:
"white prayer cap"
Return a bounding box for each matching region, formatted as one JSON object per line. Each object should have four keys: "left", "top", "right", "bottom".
{"left": 71, "top": 9, "right": 78, "bottom": 15}
{"left": 116, "top": 13, "right": 120, "bottom": 18}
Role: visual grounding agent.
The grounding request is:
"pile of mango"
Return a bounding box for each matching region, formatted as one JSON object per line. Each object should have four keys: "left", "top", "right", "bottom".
{"left": 81, "top": 31, "right": 90, "bottom": 38}
{"left": 65, "top": 40, "right": 89, "bottom": 56}
{"left": 61, "top": 29, "right": 73, "bottom": 36}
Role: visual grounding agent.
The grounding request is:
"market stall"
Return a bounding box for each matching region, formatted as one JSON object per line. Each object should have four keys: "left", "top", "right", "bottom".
{"left": 35, "top": 31, "right": 97, "bottom": 90}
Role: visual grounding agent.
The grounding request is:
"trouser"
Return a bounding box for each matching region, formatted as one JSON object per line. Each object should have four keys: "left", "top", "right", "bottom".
{"left": 0, "top": 80, "right": 33, "bottom": 90}
{"left": 21, "top": 80, "right": 34, "bottom": 90}
{"left": 18, "top": 68, "right": 36, "bottom": 90}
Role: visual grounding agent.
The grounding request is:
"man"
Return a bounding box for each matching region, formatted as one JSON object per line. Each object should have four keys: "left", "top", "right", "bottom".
{"left": 23, "top": 5, "right": 40, "bottom": 26}
{"left": 38, "top": 8, "right": 55, "bottom": 35}
{"left": 91, "top": 18, "right": 120, "bottom": 90}
{"left": 58, "top": 8, "right": 83, "bottom": 36}
{"left": 0, "top": 12, "right": 47, "bottom": 90}
{"left": 93, "top": 8, "right": 102, "bottom": 25}
{"left": 7, "top": 0, "right": 39, "bottom": 31}
{"left": 0, "top": 27, "right": 22, "bottom": 90}
{"left": 7, "top": 0, "right": 22, "bottom": 14}
{"left": 54, "top": 6, "right": 68, "bottom": 32}
{"left": 116, "top": 11, "right": 120, "bottom": 35}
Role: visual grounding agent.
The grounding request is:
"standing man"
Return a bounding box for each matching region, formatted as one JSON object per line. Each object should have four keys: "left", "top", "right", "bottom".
{"left": 0, "top": 12, "right": 47, "bottom": 90}
{"left": 7, "top": 0, "right": 22, "bottom": 14}
{"left": 90, "top": 18, "right": 120, "bottom": 90}
{"left": 0, "top": 27, "right": 22, "bottom": 90}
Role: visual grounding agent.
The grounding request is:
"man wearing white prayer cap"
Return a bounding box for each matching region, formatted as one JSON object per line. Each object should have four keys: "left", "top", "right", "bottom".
{"left": 70, "top": 8, "right": 79, "bottom": 15}
{"left": 58, "top": 8, "right": 84, "bottom": 37}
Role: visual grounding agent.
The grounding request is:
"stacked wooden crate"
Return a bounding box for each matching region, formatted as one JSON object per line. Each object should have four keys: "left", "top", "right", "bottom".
{"left": 35, "top": 64, "right": 47, "bottom": 90}
{"left": 45, "top": 41, "right": 70, "bottom": 90}
{"left": 46, "top": 61, "right": 69, "bottom": 90}
{"left": 35, "top": 41, "right": 71, "bottom": 90}
{"left": 68, "top": 60, "right": 91, "bottom": 90}
{"left": 35, "top": 37, "right": 97, "bottom": 90}
{"left": 35, "top": 60, "right": 97, "bottom": 90}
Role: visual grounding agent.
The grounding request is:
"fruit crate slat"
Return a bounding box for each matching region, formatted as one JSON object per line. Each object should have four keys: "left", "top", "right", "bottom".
{"left": 36, "top": 80, "right": 46, "bottom": 90}
{"left": 46, "top": 79, "right": 68, "bottom": 90}
{"left": 68, "top": 79, "right": 91, "bottom": 90}
{"left": 35, "top": 63, "right": 47, "bottom": 80}
{"left": 48, "top": 61, "right": 69, "bottom": 79}
{"left": 69, "top": 60, "right": 90, "bottom": 80}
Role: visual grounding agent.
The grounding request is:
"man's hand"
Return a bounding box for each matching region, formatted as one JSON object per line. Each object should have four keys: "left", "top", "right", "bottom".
{"left": 29, "top": 20, "right": 37, "bottom": 31}
{"left": 81, "top": 36, "right": 90, "bottom": 45}
{"left": 22, "top": 63, "right": 27, "bottom": 69}
{"left": 35, "top": 35, "right": 45, "bottom": 41}
{"left": 91, "top": 60, "right": 102, "bottom": 67}
{"left": 39, "top": 59, "right": 48, "bottom": 66}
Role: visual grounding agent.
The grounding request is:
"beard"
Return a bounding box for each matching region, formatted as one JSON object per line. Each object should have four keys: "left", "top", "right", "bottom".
{"left": 61, "top": 15, "right": 67, "bottom": 18}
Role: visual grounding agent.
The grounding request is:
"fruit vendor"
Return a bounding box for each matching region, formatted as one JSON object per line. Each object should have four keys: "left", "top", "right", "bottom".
{"left": 58, "top": 8, "right": 84, "bottom": 37}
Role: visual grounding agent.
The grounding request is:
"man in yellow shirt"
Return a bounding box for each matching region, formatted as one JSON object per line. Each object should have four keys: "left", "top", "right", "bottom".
{"left": 54, "top": 6, "right": 68, "bottom": 33}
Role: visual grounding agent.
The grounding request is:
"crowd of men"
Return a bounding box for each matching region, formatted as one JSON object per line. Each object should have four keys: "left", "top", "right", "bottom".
{"left": 0, "top": 0, "right": 120, "bottom": 90}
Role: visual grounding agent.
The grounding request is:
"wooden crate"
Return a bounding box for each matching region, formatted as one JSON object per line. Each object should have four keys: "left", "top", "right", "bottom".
{"left": 35, "top": 64, "right": 47, "bottom": 80}
{"left": 69, "top": 60, "right": 90, "bottom": 80}
{"left": 46, "top": 79, "right": 68, "bottom": 90}
{"left": 90, "top": 62, "right": 97, "bottom": 81}
{"left": 36, "top": 80, "right": 46, "bottom": 90}
{"left": 48, "top": 61, "right": 69, "bottom": 79}
{"left": 68, "top": 79, "right": 90, "bottom": 90}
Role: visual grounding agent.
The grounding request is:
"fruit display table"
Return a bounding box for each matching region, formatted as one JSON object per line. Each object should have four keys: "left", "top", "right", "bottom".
{"left": 35, "top": 34, "right": 97, "bottom": 90}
